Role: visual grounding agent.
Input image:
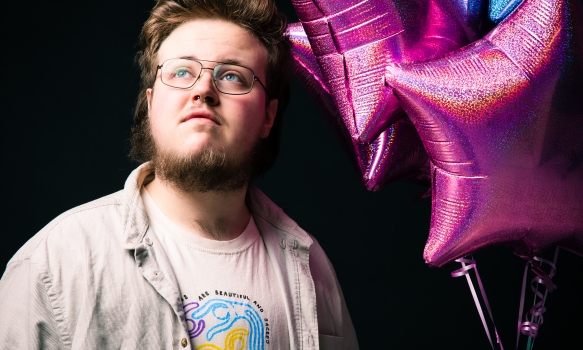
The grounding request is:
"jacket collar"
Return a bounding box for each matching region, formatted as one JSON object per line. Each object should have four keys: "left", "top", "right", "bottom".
{"left": 246, "top": 187, "right": 313, "bottom": 247}
{"left": 120, "top": 163, "right": 153, "bottom": 250}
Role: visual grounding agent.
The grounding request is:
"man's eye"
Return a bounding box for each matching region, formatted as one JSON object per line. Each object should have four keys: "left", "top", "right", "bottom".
{"left": 173, "top": 68, "right": 193, "bottom": 78}
{"left": 219, "top": 72, "right": 244, "bottom": 83}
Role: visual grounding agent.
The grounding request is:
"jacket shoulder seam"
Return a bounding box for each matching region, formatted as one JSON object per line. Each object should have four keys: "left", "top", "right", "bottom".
{"left": 251, "top": 210, "right": 311, "bottom": 244}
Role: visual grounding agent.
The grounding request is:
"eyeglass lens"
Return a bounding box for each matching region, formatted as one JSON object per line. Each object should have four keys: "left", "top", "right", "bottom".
{"left": 160, "top": 58, "right": 255, "bottom": 94}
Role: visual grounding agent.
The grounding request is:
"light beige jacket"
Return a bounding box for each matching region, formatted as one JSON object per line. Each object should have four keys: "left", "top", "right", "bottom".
{"left": 0, "top": 163, "right": 358, "bottom": 349}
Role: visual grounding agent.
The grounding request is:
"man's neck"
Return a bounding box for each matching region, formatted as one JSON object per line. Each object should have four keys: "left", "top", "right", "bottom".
{"left": 144, "top": 176, "right": 250, "bottom": 241}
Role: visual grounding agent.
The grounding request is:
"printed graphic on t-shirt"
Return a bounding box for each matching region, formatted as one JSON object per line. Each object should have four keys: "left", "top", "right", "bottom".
{"left": 183, "top": 291, "right": 272, "bottom": 349}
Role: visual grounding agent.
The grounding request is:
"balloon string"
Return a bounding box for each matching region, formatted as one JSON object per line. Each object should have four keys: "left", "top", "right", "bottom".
{"left": 526, "top": 264, "right": 542, "bottom": 350}
{"left": 527, "top": 262, "right": 543, "bottom": 350}
{"left": 451, "top": 256, "right": 504, "bottom": 350}
{"left": 515, "top": 247, "right": 559, "bottom": 350}
{"left": 517, "top": 261, "right": 530, "bottom": 349}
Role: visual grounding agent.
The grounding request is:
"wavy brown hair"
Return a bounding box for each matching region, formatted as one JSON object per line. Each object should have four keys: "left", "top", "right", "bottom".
{"left": 130, "top": 0, "right": 290, "bottom": 176}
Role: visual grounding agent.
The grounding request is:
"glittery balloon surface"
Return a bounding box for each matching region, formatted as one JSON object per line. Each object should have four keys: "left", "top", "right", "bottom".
{"left": 286, "top": 23, "right": 430, "bottom": 189}
{"left": 385, "top": 0, "right": 583, "bottom": 266}
{"left": 288, "top": 0, "right": 490, "bottom": 189}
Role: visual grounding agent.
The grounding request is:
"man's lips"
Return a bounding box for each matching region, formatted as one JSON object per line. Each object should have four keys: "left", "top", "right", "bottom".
{"left": 181, "top": 110, "right": 220, "bottom": 125}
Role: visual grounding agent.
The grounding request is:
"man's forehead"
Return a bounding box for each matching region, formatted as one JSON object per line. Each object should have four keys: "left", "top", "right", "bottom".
{"left": 157, "top": 19, "right": 268, "bottom": 70}
{"left": 176, "top": 55, "right": 245, "bottom": 67}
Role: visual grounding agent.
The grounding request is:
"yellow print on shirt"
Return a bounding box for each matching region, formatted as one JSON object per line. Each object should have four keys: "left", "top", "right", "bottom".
{"left": 196, "top": 328, "right": 249, "bottom": 350}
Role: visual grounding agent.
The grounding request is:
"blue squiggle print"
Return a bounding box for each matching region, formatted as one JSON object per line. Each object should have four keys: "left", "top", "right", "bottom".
{"left": 187, "top": 298, "right": 264, "bottom": 350}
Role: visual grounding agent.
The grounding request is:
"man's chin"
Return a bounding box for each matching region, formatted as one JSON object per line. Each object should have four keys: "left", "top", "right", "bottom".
{"left": 151, "top": 146, "right": 253, "bottom": 193}
{"left": 175, "top": 137, "right": 219, "bottom": 156}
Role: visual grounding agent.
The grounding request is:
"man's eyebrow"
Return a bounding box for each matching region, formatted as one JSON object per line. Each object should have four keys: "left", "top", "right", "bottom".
{"left": 218, "top": 58, "right": 243, "bottom": 66}
{"left": 178, "top": 56, "right": 243, "bottom": 66}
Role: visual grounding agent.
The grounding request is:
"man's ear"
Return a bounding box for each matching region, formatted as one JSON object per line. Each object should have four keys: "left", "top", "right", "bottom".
{"left": 146, "top": 88, "right": 153, "bottom": 115}
{"left": 261, "top": 98, "right": 278, "bottom": 138}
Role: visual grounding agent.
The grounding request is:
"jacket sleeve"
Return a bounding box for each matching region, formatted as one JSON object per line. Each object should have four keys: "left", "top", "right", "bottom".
{"left": 0, "top": 258, "right": 65, "bottom": 350}
{"left": 308, "top": 236, "right": 359, "bottom": 349}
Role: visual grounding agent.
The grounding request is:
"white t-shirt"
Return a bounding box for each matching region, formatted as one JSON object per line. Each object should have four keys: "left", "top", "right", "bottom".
{"left": 141, "top": 188, "right": 289, "bottom": 350}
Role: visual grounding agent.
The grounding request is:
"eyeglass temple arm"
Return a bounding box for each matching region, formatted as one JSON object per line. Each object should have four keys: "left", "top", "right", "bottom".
{"left": 254, "top": 76, "right": 269, "bottom": 95}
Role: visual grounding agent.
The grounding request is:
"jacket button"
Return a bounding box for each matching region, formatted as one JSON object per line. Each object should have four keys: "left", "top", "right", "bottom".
{"left": 144, "top": 237, "right": 153, "bottom": 246}
{"left": 181, "top": 338, "right": 188, "bottom": 347}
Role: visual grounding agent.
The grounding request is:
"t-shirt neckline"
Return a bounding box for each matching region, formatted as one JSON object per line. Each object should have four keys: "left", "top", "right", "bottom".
{"left": 141, "top": 187, "right": 260, "bottom": 254}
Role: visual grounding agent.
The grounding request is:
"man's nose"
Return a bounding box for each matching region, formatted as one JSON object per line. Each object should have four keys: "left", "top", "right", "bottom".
{"left": 191, "top": 67, "right": 218, "bottom": 105}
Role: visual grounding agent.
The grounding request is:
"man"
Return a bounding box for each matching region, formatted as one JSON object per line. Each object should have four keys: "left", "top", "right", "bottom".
{"left": 0, "top": 0, "right": 358, "bottom": 349}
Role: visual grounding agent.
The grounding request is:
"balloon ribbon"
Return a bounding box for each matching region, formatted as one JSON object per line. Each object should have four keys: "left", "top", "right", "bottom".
{"left": 516, "top": 247, "right": 559, "bottom": 350}
{"left": 451, "top": 256, "right": 504, "bottom": 350}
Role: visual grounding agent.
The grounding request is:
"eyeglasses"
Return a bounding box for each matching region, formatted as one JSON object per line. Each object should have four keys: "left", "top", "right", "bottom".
{"left": 156, "top": 58, "right": 268, "bottom": 96}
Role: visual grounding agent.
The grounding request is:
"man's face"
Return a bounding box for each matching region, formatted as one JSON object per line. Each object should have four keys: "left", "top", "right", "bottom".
{"left": 146, "top": 19, "right": 278, "bottom": 172}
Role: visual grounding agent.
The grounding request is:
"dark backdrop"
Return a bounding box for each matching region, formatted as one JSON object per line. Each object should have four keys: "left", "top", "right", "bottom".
{"left": 1, "top": 1, "right": 582, "bottom": 349}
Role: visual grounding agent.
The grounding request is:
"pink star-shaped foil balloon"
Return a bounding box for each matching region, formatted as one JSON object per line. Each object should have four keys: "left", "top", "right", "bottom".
{"left": 288, "top": 0, "right": 490, "bottom": 189}
{"left": 286, "top": 23, "right": 430, "bottom": 188}
{"left": 385, "top": 0, "right": 583, "bottom": 266}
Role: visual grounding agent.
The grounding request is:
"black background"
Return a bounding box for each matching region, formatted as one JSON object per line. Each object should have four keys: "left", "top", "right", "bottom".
{"left": 1, "top": 1, "right": 582, "bottom": 349}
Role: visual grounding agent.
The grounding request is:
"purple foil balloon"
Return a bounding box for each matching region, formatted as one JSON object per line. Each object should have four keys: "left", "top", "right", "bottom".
{"left": 287, "top": 23, "right": 430, "bottom": 188}
{"left": 290, "top": 0, "right": 404, "bottom": 143}
{"left": 385, "top": 0, "right": 583, "bottom": 266}
{"left": 289, "top": 0, "right": 489, "bottom": 189}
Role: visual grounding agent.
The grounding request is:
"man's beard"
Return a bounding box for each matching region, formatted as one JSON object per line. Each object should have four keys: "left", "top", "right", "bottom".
{"left": 151, "top": 140, "right": 261, "bottom": 194}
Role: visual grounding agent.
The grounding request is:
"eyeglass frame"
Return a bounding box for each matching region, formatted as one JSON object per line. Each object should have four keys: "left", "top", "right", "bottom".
{"left": 155, "top": 58, "right": 270, "bottom": 97}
